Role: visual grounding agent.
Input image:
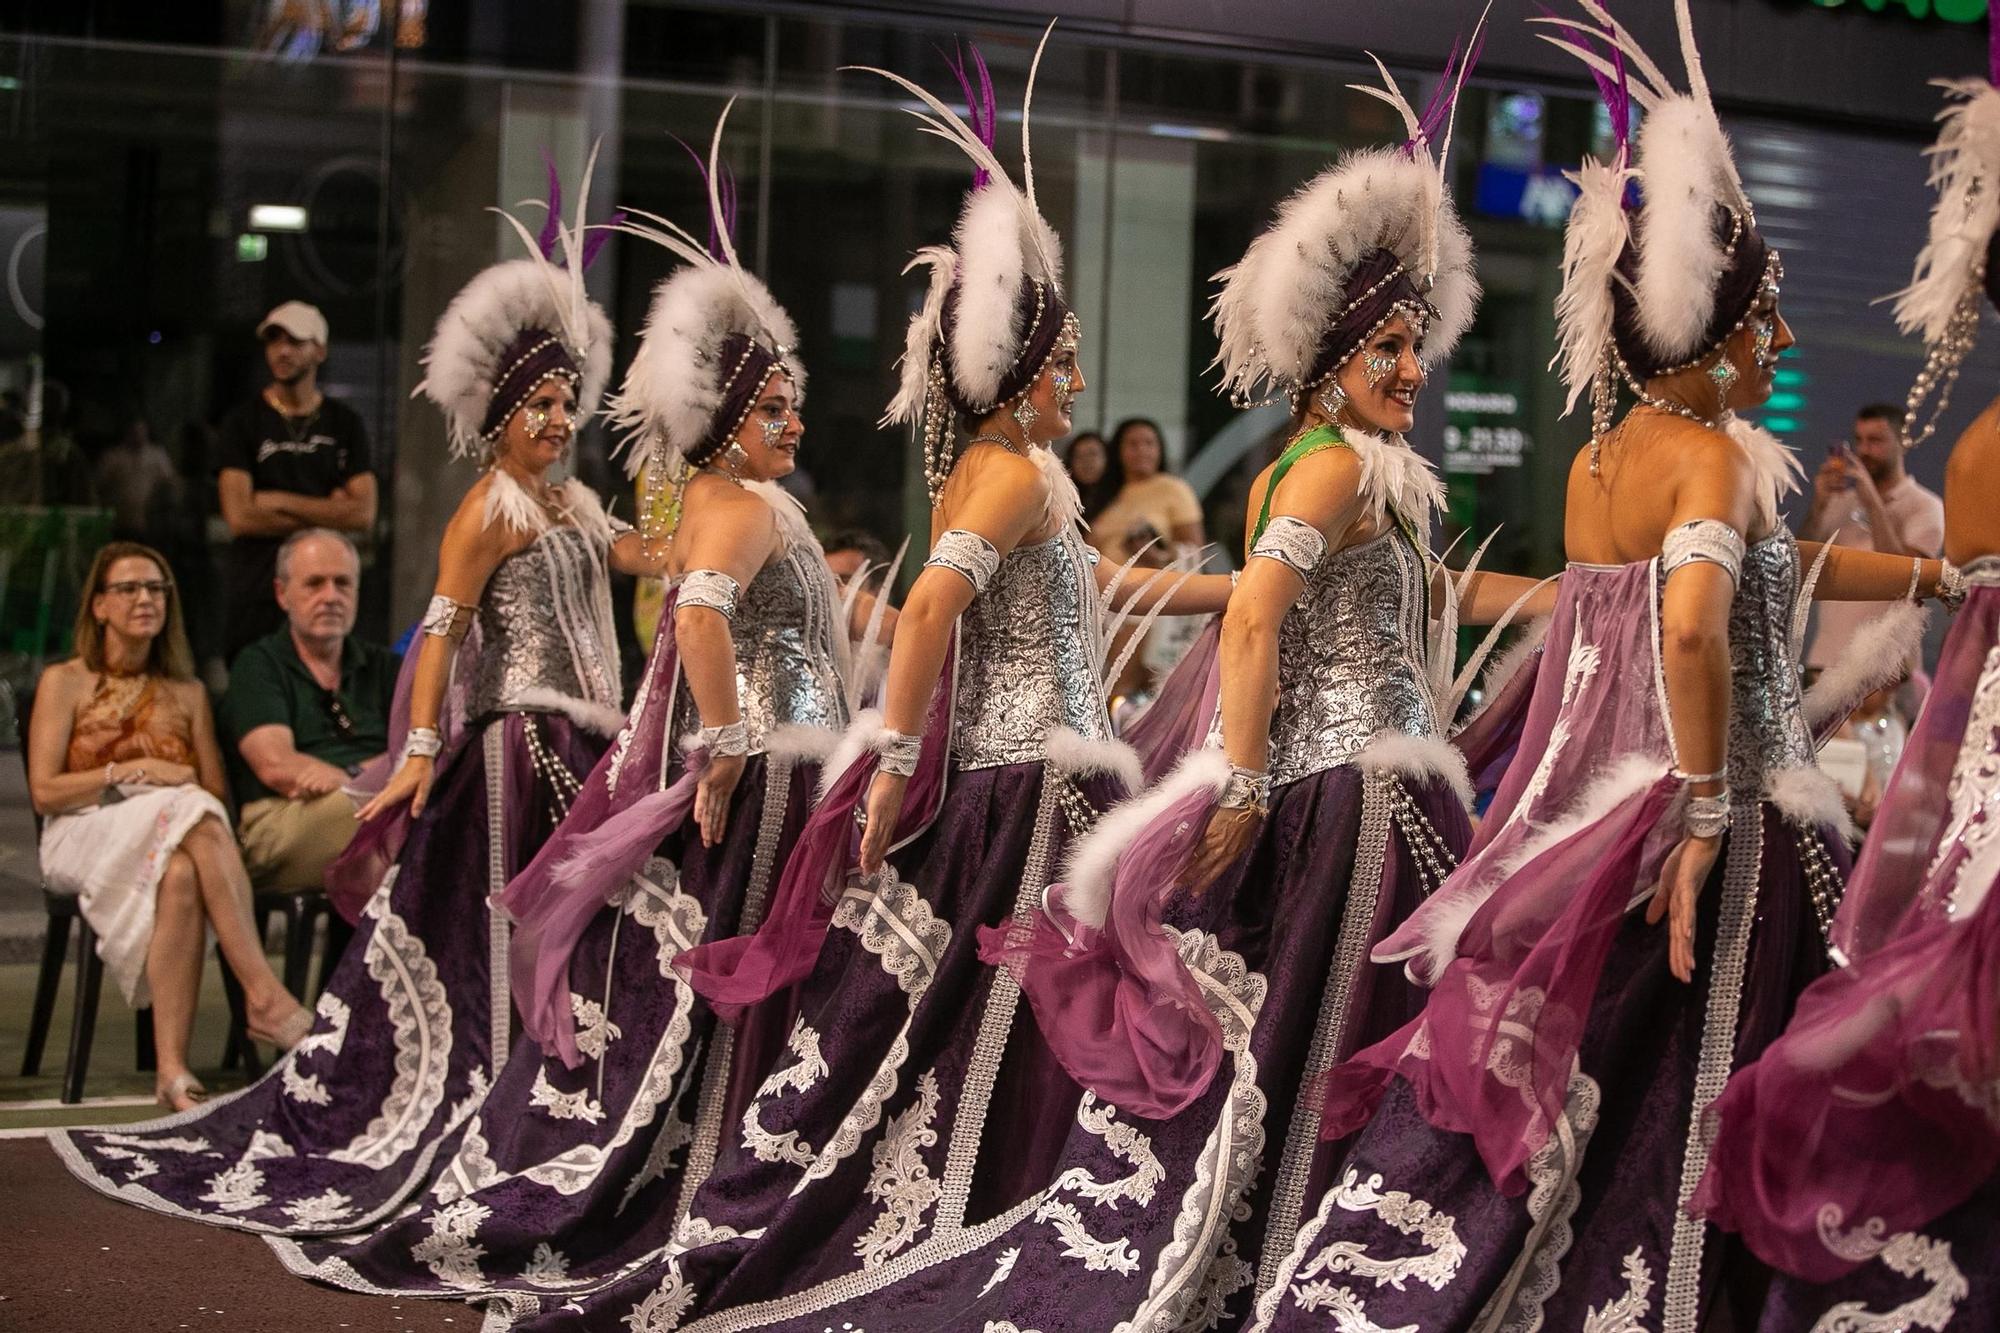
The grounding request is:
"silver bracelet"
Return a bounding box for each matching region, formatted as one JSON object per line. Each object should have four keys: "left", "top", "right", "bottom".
{"left": 1905, "top": 557, "right": 1923, "bottom": 604}
{"left": 698, "top": 720, "right": 750, "bottom": 757}
{"left": 402, "top": 727, "right": 443, "bottom": 761}
{"left": 1671, "top": 766, "right": 1726, "bottom": 785}
{"left": 1938, "top": 559, "right": 1968, "bottom": 611}
{"left": 877, "top": 730, "right": 923, "bottom": 778}
{"left": 1219, "top": 765, "right": 1271, "bottom": 812}
{"left": 1685, "top": 790, "right": 1731, "bottom": 839}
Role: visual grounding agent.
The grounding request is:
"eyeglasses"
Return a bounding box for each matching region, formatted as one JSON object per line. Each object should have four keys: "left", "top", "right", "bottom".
{"left": 322, "top": 690, "right": 356, "bottom": 737}
{"left": 102, "top": 579, "right": 173, "bottom": 600}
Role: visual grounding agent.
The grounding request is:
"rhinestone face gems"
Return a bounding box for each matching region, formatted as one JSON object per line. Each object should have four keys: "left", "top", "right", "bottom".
{"left": 523, "top": 405, "right": 550, "bottom": 439}
{"left": 759, "top": 413, "right": 787, "bottom": 446}
{"left": 1751, "top": 317, "right": 1777, "bottom": 372}
{"left": 1363, "top": 351, "right": 1398, "bottom": 390}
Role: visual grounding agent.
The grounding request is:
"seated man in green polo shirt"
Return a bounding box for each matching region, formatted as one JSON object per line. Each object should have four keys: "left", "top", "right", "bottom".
{"left": 221, "top": 528, "right": 397, "bottom": 890}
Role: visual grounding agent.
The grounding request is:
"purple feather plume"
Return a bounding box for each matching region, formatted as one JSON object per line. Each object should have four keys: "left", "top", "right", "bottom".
{"left": 1536, "top": 6, "right": 1631, "bottom": 157}
{"left": 538, "top": 149, "right": 623, "bottom": 271}
{"left": 942, "top": 40, "right": 997, "bottom": 189}
{"left": 1406, "top": 22, "right": 1487, "bottom": 158}
{"left": 674, "top": 134, "right": 739, "bottom": 262}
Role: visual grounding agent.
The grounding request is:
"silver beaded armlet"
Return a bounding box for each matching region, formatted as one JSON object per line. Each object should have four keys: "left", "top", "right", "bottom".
{"left": 678, "top": 569, "right": 742, "bottom": 620}
{"left": 1218, "top": 765, "right": 1271, "bottom": 812}
{"left": 1249, "top": 516, "right": 1328, "bottom": 579}
{"left": 876, "top": 730, "right": 923, "bottom": 778}
{"left": 925, "top": 530, "right": 1002, "bottom": 594}
{"left": 421, "top": 595, "right": 473, "bottom": 640}
{"left": 1660, "top": 520, "right": 1746, "bottom": 585}
{"left": 697, "top": 720, "right": 750, "bottom": 757}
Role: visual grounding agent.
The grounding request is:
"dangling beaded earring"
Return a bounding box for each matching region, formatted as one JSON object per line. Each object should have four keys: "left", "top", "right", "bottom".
{"left": 1708, "top": 356, "right": 1740, "bottom": 398}
{"left": 1315, "top": 380, "right": 1349, "bottom": 424}
{"left": 1012, "top": 395, "right": 1039, "bottom": 437}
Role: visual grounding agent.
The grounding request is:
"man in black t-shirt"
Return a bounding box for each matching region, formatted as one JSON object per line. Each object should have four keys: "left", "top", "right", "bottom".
{"left": 216, "top": 301, "right": 377, "bottom": 659}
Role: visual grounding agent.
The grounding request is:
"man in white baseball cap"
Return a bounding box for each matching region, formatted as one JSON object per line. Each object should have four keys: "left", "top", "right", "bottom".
{"left": 217, "top": 300, "right": 376, "bottom": 659}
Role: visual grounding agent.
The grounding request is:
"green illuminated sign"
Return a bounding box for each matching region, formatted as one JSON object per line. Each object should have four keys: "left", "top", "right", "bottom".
{"left": 1808, "top": 0, "right": 1986, "bottom": 21}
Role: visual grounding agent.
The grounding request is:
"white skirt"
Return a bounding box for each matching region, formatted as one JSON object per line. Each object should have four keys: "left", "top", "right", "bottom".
{"left": 40, "top": 785, "right": 230, "bottom": 1007}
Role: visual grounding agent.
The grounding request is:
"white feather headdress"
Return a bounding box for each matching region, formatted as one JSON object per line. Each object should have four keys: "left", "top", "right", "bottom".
{"left": 855, "top": 26, "right": 1077, "bottom": 502}
{"left": 1536, "top": 0, "right": 1773, "bottom": 430}
{"left": 1209, "top": 24, "right": 1483, "bottom": 408}
{"left": 1890, "top": 73, "right": 2000, "bottom": 448}
{"left": 417, "top": 144, "right": 616, "bottom": 461}
{"left": 605, "top": 100, "right": 804, "bottom": 484}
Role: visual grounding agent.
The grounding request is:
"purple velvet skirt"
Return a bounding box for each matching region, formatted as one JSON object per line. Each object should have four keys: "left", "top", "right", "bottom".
{"left": 259, "top": 752, "right": 818, "bottom": 1310}
{"left": 486, "top": 758, "right": 1127, "bottom": 1331}
{"left": 52, "top": 711, "right": 603, "bottom": 1238}
{"left": 1251, "top": 805, "right": 1840, "bottom": 1333}
{"left": 517, "top": 762, "right": 1465, "bottom": 1333}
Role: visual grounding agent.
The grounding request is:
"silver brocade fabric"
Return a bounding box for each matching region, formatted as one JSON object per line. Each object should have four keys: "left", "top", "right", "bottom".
{"left": 952, "top": 527, "right": 1113, "bottom": 769}
{"left": 672, "top": 543, "right": 850, "bottom": 751}
{"left": 1663, "top": 529, "right": 1815, "bottom": 788}
{"left": 468, "top": 525, "right": 623, "bottom": 721}
{"left": 1267, "top": 525, "right": 1441, "bottom": 787}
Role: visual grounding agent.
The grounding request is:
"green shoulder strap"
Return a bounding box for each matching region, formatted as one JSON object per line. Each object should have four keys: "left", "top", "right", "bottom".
{"left": 1249, "top": 423, "right": 1345, "bottom": 549}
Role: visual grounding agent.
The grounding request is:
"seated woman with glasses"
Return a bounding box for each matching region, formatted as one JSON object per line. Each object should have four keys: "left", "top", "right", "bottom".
{"left": 27, "top": 541, "right": 310, "bottom": 1110}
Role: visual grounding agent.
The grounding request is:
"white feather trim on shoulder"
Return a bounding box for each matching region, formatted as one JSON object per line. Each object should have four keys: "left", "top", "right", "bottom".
{"left": 1057, "top": 747, "right": 1231, "bottom": 931}
{"left": 1342, "top": 428, "right": 1447, "bottom": 530}
{"left": 1028, "top": 443, "right": 1085, "bottom": 534}
{"left": 1045, "top": 727, "right": 1143, "bottom": 791}
{"left": 1802, "top": 601, "right": 1929, "bottom": 735}
{"left": 1765, "top": 764, "right": 1857, "bottom": 844}
{"left": 1354, "top": 729, "right": 1474, "bottom": 812}
{"left": 743, "top": 479, "right": 819, "bottom": 556}
{"left": 1723, "top": 417, "right": 1805, "bottom": 534}
{"left": 513, "top": 688, "right": 625, "bottom": 738}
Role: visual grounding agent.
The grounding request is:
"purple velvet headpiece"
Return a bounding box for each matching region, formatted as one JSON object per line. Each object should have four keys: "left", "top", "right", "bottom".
{"left": 1612, "top": 203, "right": 1772, "bottom": 381}
{"left": 480, "top": 326, "right": 582, "bottom": 440}
{"left": 938, "top": 276, "right": 1073, "bottom": 417}
{"left": 1304, "top": 247, "right": 1436, "bottom": 389}
{"left": 690, "top": 331, "right": 785, "bottom": 464}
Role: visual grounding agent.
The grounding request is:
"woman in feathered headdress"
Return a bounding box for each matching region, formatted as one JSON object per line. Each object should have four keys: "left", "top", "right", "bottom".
{"left": 520, "top": 31, "right": 1233, "bottom": 1332}
{"left": 1689, "top": 27, "right": 2000, "bottom": 1325}
{"left": 55, "top": 153, "right": 673, "bottom": 1240}
{"left": 188, "top": 110, "right": 892, "bottom": 1307}
{"left": 1249, "top": 5, "right": 1965, "bottom": 1331}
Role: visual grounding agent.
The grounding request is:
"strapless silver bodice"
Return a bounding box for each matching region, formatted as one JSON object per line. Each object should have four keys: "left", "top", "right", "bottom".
{"left": 952, "top": 527, "right": 1112, "bottom": 769}
{"left": 1268, "top": 525, "right": 1441, "bottom": 787}
{"left": 672, "top": 544, "right": 849, "bottom": 751}
{"left": 1657, "top": 530, "right": 1814, "bottom": 789}
{"left": 469, "top": 525, "right": 622, "bottom": 722}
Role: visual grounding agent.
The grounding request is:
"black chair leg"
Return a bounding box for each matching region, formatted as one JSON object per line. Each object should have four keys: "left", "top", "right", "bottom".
{"left": 63, "top": 922, "right": 104, "bottom": 1105}
{"left": 21, "top": 909, "right": 72, "bottom": 1077}
{"left": 281, "top": 895, "right": 313, "bottom": 999}
{"left": 135, "top": 1007, "right": 156, "bottom": 1072}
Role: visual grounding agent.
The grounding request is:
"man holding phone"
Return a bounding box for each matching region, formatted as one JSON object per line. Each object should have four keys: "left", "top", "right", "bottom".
{"left": 1798, "top": 402, "right": 1944, "bottom": 673}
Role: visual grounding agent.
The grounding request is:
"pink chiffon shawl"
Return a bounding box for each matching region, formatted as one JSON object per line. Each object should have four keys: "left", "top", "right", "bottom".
{"left": 1320, "top": 561, "right": 1688, "bottom": 1193}
{"left": 1120, "top": 617, "right": 1223, "bottom": 787}
{"left": 326, "top": 624, "right": 480, "bottom": 923}
{"left": 673, "top": 643, "right": 956, "bottom": 1026}
{"left": 493, "top": 590, "right": 703, "bottom": 1069}
{"left": 1693, "top": 582, "right": 2000, "bottom": 1279}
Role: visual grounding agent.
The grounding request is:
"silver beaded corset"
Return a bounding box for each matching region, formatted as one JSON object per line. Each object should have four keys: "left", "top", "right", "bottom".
{"left": 672, "top": 545, "right": 849, "bottom": 751}
{"left": 952, "top": 527, "right": 1112, "bottom": 769}
{"left": 1657, "top": 531, "right": 1814, "bottom": 790}
{"left": 1267, "top": 525, "right": 1441, "bottom": 787}
{"left": 468, "top": 526, "right": 622, "bottom": 722}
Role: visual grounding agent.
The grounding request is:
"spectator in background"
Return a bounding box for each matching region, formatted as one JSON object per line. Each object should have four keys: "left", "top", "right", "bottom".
{"left": 28, "top": 541, "right": 309, "bottom": 1109}
{"left": 1089, "top": 416, "right": 1205, "bottom": 566}
{"left": 222, "top": 528, "right": 396, "bottom": 892}
{"left": 1063, "top": 430, "right": 1118, "bottom": 524}
{"left": 824, "top": 527, "right": 892, "bottom": 589}
{"left": 1799, "top": 402, "right": 1944, "bottom": 675}
{"left": 216, "top": 301, "right": 376, "bottom": 661}
{"left": 94, "top": 416, "right": 184, "bottom": 538}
